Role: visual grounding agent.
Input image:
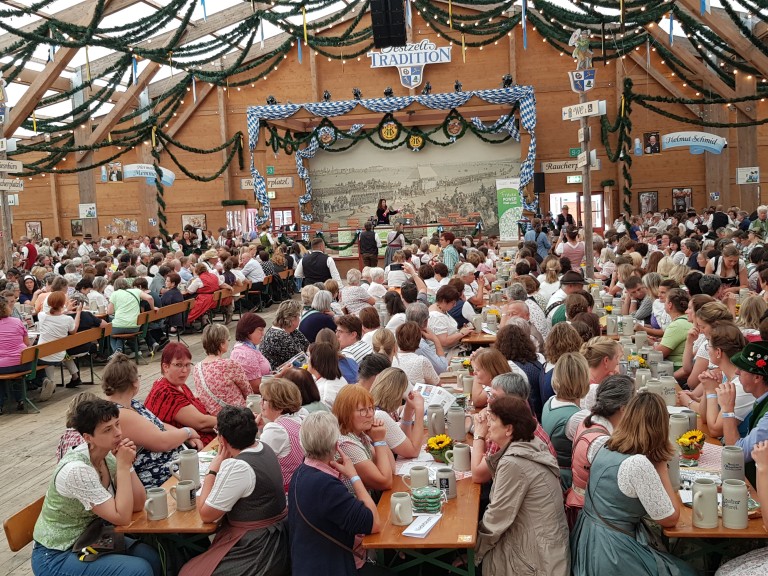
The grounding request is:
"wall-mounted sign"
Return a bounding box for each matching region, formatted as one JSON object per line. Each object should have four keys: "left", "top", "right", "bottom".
{"left": 566, "top": 175, "right": 583, "bottom": 184}
{"left": 267, "top": 176, "right": 294, "bottom": 189}
{"left": 736, "top": 167, "right": 760, "bottom": 184}
{"left": 123, "top": 164, "right": 176, "bottom": 186}
{"left": 0, "top": 138, "right": 6, "bottom": 152}
{"left": 6, "top": 193, "right": 19, "bottom": 205}
{"left": 661, "top": 132, "right": 727, "bottom": 155}
{"left": 569, "top": 147, "right": 581, "bottom": 158}
{"left": 267, "top": 191, "right": 276, "bottom": 199}
{"left": 266, "top": 166, "right": 275, "bottom": 175}
{"left": 367, "top": 40, "right": 452, "bottom": 89}
{"left": 0, "top": 178, "right": 23, "bottom": 191}
{"left": 541, "top": 160, "right": 599, "bottom": 173}
{"left": 241, "top": 178, "right": 255, "bottom": 190}
{"left": 379, "top": 120, "right": 400, "bottom": 142}
{"left": 0, "top": 159, "right": 22, "bottom": 173}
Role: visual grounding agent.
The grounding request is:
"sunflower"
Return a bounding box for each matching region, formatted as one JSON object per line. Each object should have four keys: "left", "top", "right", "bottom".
{"left": 677, "top": 429, "right": 705, "bottom": 449}
{"left": 462, "top": 359, "right": 471, "bottom": 368}
{"left": 426, "top": 434, "right": 453, "bottom": 452}
{"left": 605, "top": 305, "right": 613, "bottom": 313}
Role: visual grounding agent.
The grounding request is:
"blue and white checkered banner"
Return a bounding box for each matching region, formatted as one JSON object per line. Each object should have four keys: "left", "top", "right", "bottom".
{"left": 470, "top": 116, "right": 519, "bottom": 142}
{"left": 246, "top": 87, "right": 538, "bottom": 222}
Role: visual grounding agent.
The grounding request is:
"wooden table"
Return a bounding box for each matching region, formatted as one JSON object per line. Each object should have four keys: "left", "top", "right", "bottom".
{"left": 116, "top": 447, "right": 218, "bottom": 551}
{"left": 461, "top": 332, "right": 495, "bottom": 347}
{"left": 362, "top": 475, "right": 481, "bottom": 575}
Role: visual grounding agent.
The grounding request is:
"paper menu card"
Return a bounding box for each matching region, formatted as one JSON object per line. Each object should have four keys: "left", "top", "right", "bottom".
{"left": 402, "top": 514, "right": 442, "bottom": 538}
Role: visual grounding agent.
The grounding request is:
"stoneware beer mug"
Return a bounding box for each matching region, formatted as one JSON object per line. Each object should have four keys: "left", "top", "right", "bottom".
{"left": 471, "top": 315, "right": 483, "bottom": 332}
{"left": 402, "top": 466, "right": 429, "bottom": 490}
{"left": 449, "top": 358, "right": 463, "bottom": 372}
{"left": 436, "top": 467, "right": 457, "bottom": 500}
{"left": 247, "top": 394, "right": 262, "bottom": 415}
{"left": 634, "top": 368, "right": 652, "bottom": 390}
{"left": 606, "top": 316, "right": 618, "bottom": 336}
{"left": 633, "top": 331, "right": 648, "bottom": 348}
{"left": 721, "top": 446, "right": 745, "bottom": 482}
{"left": 669, "top": 414, "right": 690, "bottom": 447}
{"left": 390, "top": 492, "right": 414, "bottom": 526}
{"left": 445, "top": 442, "right": 471, "bottom": 472}
{"left": 446, "top": 406, "right": 472, "bottom": 442}
{"left": 170, "top": 480, "right": 197, "bottom": 512}
{"left": 692, "top": 478, "right": 719, "bottom": 529}
{"left": 427, "top": 404, "right": 445, "bottom": 436}
{"left": 667, "top": 454, "right": 681, "bottom": 489}
{"left": 145, "top": 487, "right": 169, "bottom": 521}
{"left": 169, "top": 448, "right": 200, "bottom": 489}
{"left": 461, "top": 373, "right": 473, "bottom": 395}
{"left": 721, "top": 479, "right": 749, "bottom": 530}
{"left": 659, "top": 376, "right": 678, "bottom": 406}
{"left": 656, "top": 361, "right": 674, "bottom": 379}
{"left": 680, "top": 409, "right": 698, "bottom": 433}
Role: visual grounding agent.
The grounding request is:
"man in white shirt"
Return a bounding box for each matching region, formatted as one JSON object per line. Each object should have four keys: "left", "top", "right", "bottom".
{"left": 77, "top": 234, "right": 96, "bottom": 258}
{"left": 295, "top": 238, "right": 342, "bottom": 285}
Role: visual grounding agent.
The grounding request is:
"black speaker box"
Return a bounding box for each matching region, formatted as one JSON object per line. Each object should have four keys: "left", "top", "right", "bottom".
{"left": 533, "top": 172, "right": 545, "bottom": 194}
{"left": 371, "top": 0, "right": 407, "bottom": 49}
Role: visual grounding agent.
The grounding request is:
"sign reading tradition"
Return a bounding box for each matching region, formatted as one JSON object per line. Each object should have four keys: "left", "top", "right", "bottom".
{"left": 661, "top": 132, "right": 727, "bottom": 155}
{"left": 367, "top": 40, "right": 452, "bottom": 89}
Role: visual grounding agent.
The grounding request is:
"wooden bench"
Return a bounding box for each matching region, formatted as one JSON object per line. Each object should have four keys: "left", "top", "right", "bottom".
{"left": 110, "top": 311, "right": 151, "bottom": 364}
{"left": 4, "top": 496, "right": 44, "bottom": 552}
{"left": 0, "top": 326, "right": 109, "bottom": 412}
{"left": 149, "top": 299, "right": 194, "bottom": 341}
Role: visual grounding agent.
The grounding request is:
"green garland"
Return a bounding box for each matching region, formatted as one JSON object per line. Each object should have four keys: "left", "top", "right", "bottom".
{"left": 315, "top": 231, "right": 360, "bottom": 251}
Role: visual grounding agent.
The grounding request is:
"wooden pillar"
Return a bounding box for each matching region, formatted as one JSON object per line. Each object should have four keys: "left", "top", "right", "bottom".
{"left": 137, "top": 88, "right": 159, "bottom": 236}
{"left": 614, "top": 58, "right": 625, "bottom": 219}
{"left": 735, "top": 73, "right": 759, "bottom": 210}
{"left": 49, "top": 173, "right": 61, "bottom": 238}
{"left": 702, "top": 79, "right": 730, "bottom": 210}
{"left": 217, "top": 86, "right": 232, "bottom": 202}
{"left": 72, "top": 68, "right": 99, "bottom": 238}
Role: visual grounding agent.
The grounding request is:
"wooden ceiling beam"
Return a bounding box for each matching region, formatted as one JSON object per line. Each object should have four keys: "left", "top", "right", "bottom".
{"left": 646, "top": 24, "right": 754, "bottom": 119}
{"left": 627, "top": 52, "right": 701, "bottom": 119}
{"left": 6, "top": 0, "right": 116, "bottom": 135}
{"left": 88, "top": 3, "right": 257, "bottom": 79}
{"left": 80, "top": 60, "right": 162, "bottom": 155}
{"left": 163, "top": 81, "right": 215, "bottom": 140}
{"left": 676, "top": 0, "right": 768, "bottom": 79}
{"left": 5, "top": 66, "right": 121, "bottom": 104}
{"left": 0, "top": 0, "right": 139, "bottom": 54}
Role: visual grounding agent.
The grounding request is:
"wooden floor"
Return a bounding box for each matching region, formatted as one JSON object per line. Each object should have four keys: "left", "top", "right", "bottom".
{"left": 0, "top": 303, "right": 284, "bottom": 576}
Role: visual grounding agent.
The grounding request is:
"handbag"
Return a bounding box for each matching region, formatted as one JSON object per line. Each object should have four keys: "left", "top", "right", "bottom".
{"left": 196, "top": 363, "right": 229, "bottom": 408}
{"left": 72, "top": 518, "right": 128, "bottom": 562}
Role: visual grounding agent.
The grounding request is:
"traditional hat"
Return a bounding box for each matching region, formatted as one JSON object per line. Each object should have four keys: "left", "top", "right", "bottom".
{"left": 560, "top": 270, "right": 588, "bottom": 285}
{"left": 731, "top": 342, "right": 768, "bottom": 378}
{"left": 202, "top": 249, "right": 218, "bottom": 261}
{"left": 83, "top": 233, "right": 93, "bottom": 241}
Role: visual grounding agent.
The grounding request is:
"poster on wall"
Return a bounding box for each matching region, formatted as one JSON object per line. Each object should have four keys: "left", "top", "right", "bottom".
{"left": 79, "top": 203, "right": 97, "bottom": 218}
{"left": 496, "top": 178, "right": 522, "bottom": 242}
{"left": 737, "top": 167, "right": 760, "bottom": 184}
{"left": 672, "top": 187, "right": 692, "bottom": 212}
{"left": 100, "top": 162, "right": 123, "bottom": 182}
{"left": 638, "top": 191, "right": 658, "bottom": 214}
{"left": 71, "top": 219, "right": 83, "bottom": 236}
{"left": 25, "top": 221, "right": 42, "bottom": 241}
{"left": 182, "top": 214, "right": 207, "bottom": 231}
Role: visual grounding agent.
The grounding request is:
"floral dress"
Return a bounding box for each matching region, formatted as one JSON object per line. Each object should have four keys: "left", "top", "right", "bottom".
{"left": 260, "top": 327, "right": 309, "bottom": 368}
{"left": 193, "top": 357, "right": 250, "bottom": 416}
{"left": 116, "top": 399, "right": 182, "bottom": 488}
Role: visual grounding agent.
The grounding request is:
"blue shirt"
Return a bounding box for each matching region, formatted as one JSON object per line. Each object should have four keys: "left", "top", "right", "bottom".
{"left": 736, "top": 390, "right": 768, "bottom": 461}
{"left": 524, "top": 229, "right": 552, "bottom": 260}
{"left": 417, "top": 338, "right": 448, "bottom": 374}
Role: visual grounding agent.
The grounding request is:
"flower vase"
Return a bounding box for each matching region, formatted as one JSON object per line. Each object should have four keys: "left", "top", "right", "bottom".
{"left": 429, "top": 449, "right": 450, "bottom": 464}
{"left": 680, "top": 447, "right": 702, "bottom": 467}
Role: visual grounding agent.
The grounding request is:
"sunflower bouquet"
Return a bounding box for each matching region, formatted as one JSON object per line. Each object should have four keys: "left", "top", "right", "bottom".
{"left": 677, "top": 429, "right": 706, "bottom": 466}
{"left": 426, "top": 434, "right": 454, "bottom": 463}
{"left": 605, "top": 305, "right": 613, "bottom": 314}
{"left": 462, "top": 358, "right": 474, "bottom": 375}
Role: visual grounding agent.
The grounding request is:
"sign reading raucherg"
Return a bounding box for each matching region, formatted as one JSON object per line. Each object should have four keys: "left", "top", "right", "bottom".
{"left": 367, "top": 40, "right": 452, "bottom": 89}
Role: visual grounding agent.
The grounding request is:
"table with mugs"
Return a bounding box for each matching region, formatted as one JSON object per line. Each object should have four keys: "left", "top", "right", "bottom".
{"left": 115, "top": 444, "right": 219, "bottom": 551}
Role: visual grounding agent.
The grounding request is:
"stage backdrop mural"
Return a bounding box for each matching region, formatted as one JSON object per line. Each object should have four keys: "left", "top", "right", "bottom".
{"left": 310, "top": 135, "right": 521, "bottom": 234}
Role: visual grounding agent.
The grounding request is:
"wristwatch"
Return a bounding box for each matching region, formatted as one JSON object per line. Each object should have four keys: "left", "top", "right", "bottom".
{"left": 473, "top": 433, "right": 485, "bottom": 441}
{"left": 206, "top": 470, "right": 218, "bottom": 477}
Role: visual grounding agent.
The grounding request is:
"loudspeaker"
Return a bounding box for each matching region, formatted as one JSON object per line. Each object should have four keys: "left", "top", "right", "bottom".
{"left": 371, "top": 0, "right": 407, "bottom": 49}
{"left": 533, "top": 172, "right": 545, "bottom": 194}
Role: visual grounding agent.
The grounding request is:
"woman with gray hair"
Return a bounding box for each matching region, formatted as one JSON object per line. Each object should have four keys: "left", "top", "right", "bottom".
{"left": 471, "top": 372, "right": 558, "bottom": 485}
{"left": 565, "top": 374, "right": 635, "bottom": 526}
{"left": 298, "top": 290, "right": 337, "bottom": 343}
{"left": 288, "top": 411, "right": 381, "bottom": 574}
{"left": 340, "top": 269, "right": 375, "bottom": 315}
{"left": 88, "top": 275, "right": 109, "bottom": 311}
{"left": 367, "top": 267, "right": 388, "bottom": 299}
{"left": 260, "top": 300, "right": 309, "bottom": 368}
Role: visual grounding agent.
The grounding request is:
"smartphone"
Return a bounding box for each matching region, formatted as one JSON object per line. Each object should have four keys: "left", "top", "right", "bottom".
{"left": 390, "top": 263, "right": 403, "bottom": 271}
{"left": 474, "top": 271, "right": 480, "bottom": 279}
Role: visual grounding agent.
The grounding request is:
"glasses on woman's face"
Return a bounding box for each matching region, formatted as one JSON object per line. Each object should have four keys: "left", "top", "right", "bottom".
{"left": 355, "top": 406, "right": 374, "bottom": 416}
{"left": 171, "top": 362, "right": 193, "bottom": 370}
